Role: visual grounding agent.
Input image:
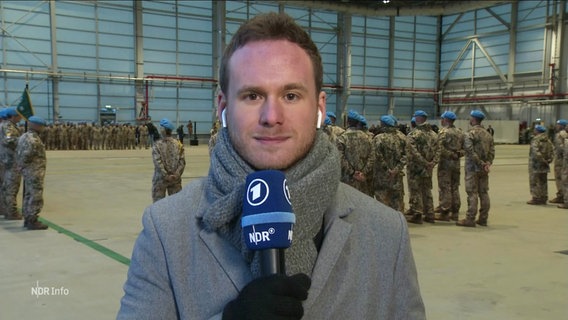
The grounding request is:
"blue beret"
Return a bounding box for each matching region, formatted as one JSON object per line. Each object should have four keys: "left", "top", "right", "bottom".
{"left": 470, "top": 110, "right": 485, "bottom": 120}
{"left": 413, "top": 110, "right": 428, "bottom": 117}
{"left": 358, "top": 115, "right": 368, "bottom": 126}
{"left": 28, "top": 116, "right": 46, "bottom": 126}
{"left": 326, "top": 111, "right": 336, "bottom": 119}
{"left": 390, "top": 115, "right": 398, "bottom": 125}
{"left": 324, "top": 116, "right": 332, "bottom": 126}
{"left": 347, "top": 110, "right": 360, "bottom": 121}
{"left": 0, "top": 108, "right": 6, "bottom": 118}
{"left": 441, "top": 111, "right": 456, "bottom": 120}
{"left": 380, "top": 115, "right": 395, "bottom": 127}
{"left": 557, "top": 119, "right": 568, "bottom": 126}
{"left": 535, "top": 125, "right": 546, "bottom": 133}
{"left": 6, "top": 107, "right": 18, "bottom": 117}
{"left": 159, "top": 118, "right": 175, "bottom": 131}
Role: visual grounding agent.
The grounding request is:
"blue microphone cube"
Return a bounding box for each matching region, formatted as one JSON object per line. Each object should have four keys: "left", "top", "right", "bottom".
{"left": 242, "top": 170, "right": 296, "bottom": 250}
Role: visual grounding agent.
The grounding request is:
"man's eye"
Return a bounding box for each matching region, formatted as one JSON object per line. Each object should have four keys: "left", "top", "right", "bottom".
{"left": 285, "top": 93, "right": 298, "bottom": 101}
{"left": 246, "top": 93, "right": 259, "bottom": 100}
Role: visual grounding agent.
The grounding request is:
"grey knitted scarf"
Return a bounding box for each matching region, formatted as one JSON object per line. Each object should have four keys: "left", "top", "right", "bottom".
{"left": 202, "top": 128, "right": 340, "bottom": 277}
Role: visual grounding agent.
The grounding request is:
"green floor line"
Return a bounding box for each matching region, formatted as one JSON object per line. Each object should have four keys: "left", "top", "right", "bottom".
{"left": 39, "top": 217, "right": 131, "bottom": 266}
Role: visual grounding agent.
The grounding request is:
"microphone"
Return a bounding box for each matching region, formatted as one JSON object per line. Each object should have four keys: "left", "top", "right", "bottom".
{"left": 242, "top": 170, "right": 295, "bottom": 276}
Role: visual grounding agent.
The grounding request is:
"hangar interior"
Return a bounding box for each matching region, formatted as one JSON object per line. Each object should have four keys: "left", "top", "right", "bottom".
{"left": 1, "top": 0, "right": 567, "bottom": 141}
{"left": 1, "top": 1, "right": 568, "bottom": 320}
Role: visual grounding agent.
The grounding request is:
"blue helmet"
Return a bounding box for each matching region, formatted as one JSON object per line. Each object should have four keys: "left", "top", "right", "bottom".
{"left": 5, "top": 107, "right": 18, "bottom": 117}
{"left": 347, "top": 110, "right": 360, "bottom": 121}
{"left": 470, "top": 110, "right": 486, "bottom": 120}
{"left": 535, "top": 125, "right": 546, "bottom": 133}
{"left": 413, "top": 110, "right": 428, "bottom": 117}
{"left": 28, "top": 116, "right": 47, "bottom": 126}
{"left": 556, "top": 119, "right": 568, "bottom": 126}
{"left": 358, "top": 115, "right": 368, "bottom": 127}
{"left": 441, "top": 111, "right": 456, "bottom": 120}
{"left": 380, "top": 115, "right": 395, "bottom": 127}
{"left": 159, "top": 118, "right": 175, "bottom": 131}
{"left": 326, "top": 111, "right": 336, "bottom": 119}
{"left": 324, "top": 116, "right": 332, "bottom": 126}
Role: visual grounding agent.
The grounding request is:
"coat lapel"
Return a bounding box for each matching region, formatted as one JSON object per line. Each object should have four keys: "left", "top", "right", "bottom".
{"left": 199, "top": 229, "right": 252, "bottom": 291}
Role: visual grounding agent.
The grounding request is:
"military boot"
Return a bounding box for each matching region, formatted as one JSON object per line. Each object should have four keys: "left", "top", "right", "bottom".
{"left": 25, "top": 215, "right": 48, "bottom": 230}
{"left": 406, "top": 214, "right": 423, "bottom": 225}
{"left": 549, "top": 197, "right": 563, "bottom": 204}
{"left": 456, "top": 218, "right": 476, "bottom": 227}
{"left": 526, "top": 198, "right": 546, "bottom": 205}
{"left": 6, "top": 212, "right": 23, "bottom": 220}
{"left": 423, "top": 214, "right": 436, "bottom": 224}
{"left": 558, "top": 204, "right": 568, "bottom": 209}
{"left": 433, "top": 206, "right": 442, "bottom": 213}
{"left": 435, "top": 212, "right": 451, "bottom": 221}
{"left": 450, "top": 212, "right": 460, "bottom": 221}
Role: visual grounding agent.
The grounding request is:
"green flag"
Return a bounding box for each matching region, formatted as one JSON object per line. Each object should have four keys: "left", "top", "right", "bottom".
{"left": 17, "top": 87, "right": 34, "bottom": 120}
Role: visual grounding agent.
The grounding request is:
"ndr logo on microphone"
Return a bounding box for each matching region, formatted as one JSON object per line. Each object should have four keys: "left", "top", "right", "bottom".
{"left": 244, "top": 176, "right": 294, "bottom": 247}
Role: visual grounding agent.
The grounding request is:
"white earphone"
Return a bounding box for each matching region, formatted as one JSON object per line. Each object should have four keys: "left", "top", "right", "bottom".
{"left": 221, "top": 109, "right": 227, "bottom": 128}
{"left": 316, "top": 110, "right": 322, "bottom": 129}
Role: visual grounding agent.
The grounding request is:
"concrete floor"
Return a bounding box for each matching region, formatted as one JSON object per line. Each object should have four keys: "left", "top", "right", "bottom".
{"left": 0, "top": 143, "right": 567, "bottom": 319}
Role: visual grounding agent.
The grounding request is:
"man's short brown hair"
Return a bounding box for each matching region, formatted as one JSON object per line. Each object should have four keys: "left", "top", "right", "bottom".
{"left": 219, "top": 12, "right": 323, "bottom": 97}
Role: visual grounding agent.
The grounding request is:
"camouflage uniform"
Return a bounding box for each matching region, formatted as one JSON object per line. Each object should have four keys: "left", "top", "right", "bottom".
{"left": 436, "top": 125, "right": 465, "bottom": 219}
{"left": 323, "top": 124, "right": 345, "bottom": 145}
{"left": 372, "top": 126, "right": 406, "bottom": 212}
{"left": 406, "top": 123, "right": 438, "bottom": 222}
{"left": 0, "top": 120, "right": 22, "bottom": 218}
{"left": 462, "top": 125, "right": 495, "bottom": 225}
{"left": 16, "top": 128, "right": 47, "bottom": 220}
{"left": 551, "top": 129, "right": 568, "bottom": 202}
{"left": 152, "top": 135, "right": 186, "bottom": 202}
{"left": 336, "top": 127, "right": 375, "bottom": 197}
{"left": 528, "top": 132, "right": 553, "bottom": 203}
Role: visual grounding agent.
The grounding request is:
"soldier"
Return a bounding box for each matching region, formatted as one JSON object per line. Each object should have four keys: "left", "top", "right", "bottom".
{"left": 457, "top": 110, "right": 495, "bottom": 227}
{"left": 322, "top": 111, "right": 345, "bottom": 145}
{"left": 434, "top": 111, "right": 465, "bottom": 221}
{"left": 550, "top": 119, "right": 568, "bottom": 203}
{"left": 16, "top": 116, "right": 49, "bottom": 230}
{"left": 405, "top": 110, "right": 438, "bottom": 224}
{"left": 526, "top": 125, "right": 554, "bottom": 205}
{"left": 152, "top": 118, "right": 186, "bottom": 202}
{"left": 336, "top": 110, "right": 374, "bottom": 197}
{"left": 0, "top": 107, "right": 23, "bottom": 220}
{"left": 372, "top": 115, "right": 407, "bottom": 212}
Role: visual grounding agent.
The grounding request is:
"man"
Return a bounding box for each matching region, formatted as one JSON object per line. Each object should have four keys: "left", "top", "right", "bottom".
{"left": 16, "top": 116, "right": 49, "bottom": 230}
{"left": 526, "top": 125, "right": 554, "bottom": 205}
{"left": 434, "top": 111, "right": 465, "bottom": 221}
{"left": 457, "top": 110, "right": 495, "bottom": 227}
{"left": 118, "top": 12, "right": 424, "bottom": 319}
{"left": 336, "top": 110, "right": 375, "bottom": 197}
{"left": 151, "top": 118, "right": 185, "bottom": 202}
{"left": 550, "top": 119, "right": 568, "bottom": 203}
{"left": 0, "top": 107, "right": 23, "bottom": 220}
{"left": 406, "top": 110, "right": 439, "bottom": 224}
{"left": 372, "top": 115, "right": 407, "bottom": 212}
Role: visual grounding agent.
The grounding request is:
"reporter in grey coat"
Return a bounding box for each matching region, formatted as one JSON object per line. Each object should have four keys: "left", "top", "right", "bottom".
{"left": 119, "top": 12, "right": 424, "bottom": 320}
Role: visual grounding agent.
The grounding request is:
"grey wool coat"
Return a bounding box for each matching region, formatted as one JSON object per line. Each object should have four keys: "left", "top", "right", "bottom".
{"left": 118, "top": 179, "right": 426, "bottom": 320}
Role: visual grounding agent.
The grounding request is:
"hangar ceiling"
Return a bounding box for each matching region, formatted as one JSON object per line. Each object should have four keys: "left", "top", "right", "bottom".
{"left": 278, "top": 0, "right": 512, "bottom": 16}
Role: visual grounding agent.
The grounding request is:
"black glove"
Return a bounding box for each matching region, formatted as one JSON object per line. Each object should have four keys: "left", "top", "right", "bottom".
{"left": 222, "top": 273, "right": 311, "bottom": 320}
